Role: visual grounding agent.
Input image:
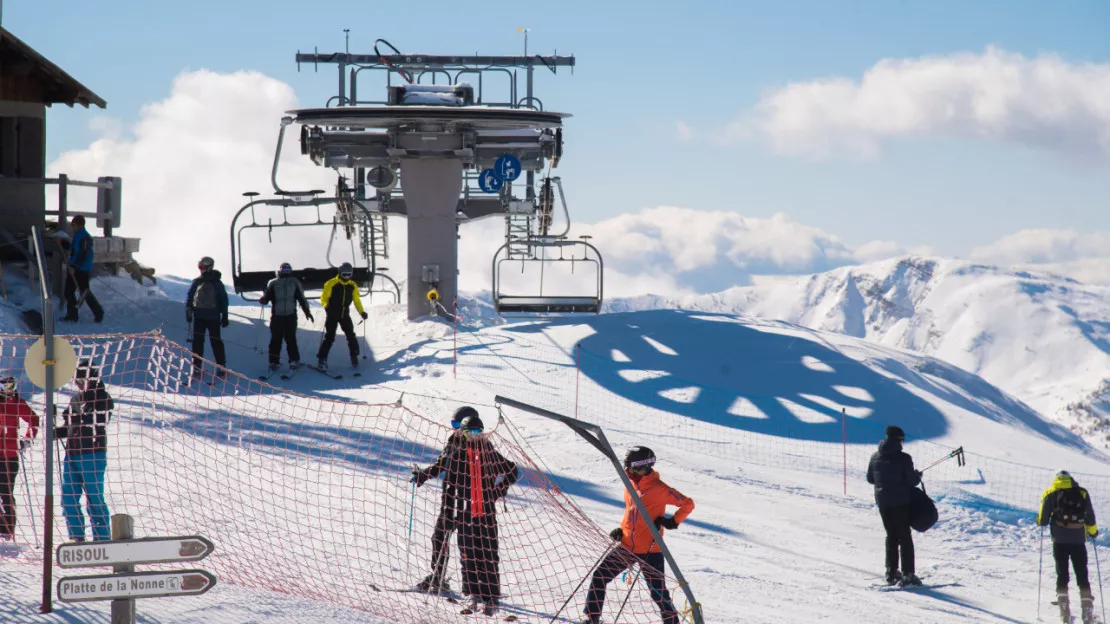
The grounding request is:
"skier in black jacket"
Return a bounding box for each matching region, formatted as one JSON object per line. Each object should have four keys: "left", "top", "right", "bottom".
{"left": 865, "top": 425, "right": 921, "bottom": 586}
{"left": 411, "top": 406, "right": 473, "bottom": 595}
{"left": 415, "top": 412, "right": 518, "bottom": 616}
{"left": 185, "top": 256, "right": 230, "bottom": 378}
{"left": 258, "top": 262, "right": 314, "bottom": 373}
{"left": 56, "top": 360, "right": 115, "bottom": 542}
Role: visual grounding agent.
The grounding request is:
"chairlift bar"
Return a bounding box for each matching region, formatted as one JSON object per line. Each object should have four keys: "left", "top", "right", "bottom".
{"left": 0, "top": 176, "right": 117, "bottom": 190}
{"left": 297, "top": 53, "right": 575, "bottom": 70}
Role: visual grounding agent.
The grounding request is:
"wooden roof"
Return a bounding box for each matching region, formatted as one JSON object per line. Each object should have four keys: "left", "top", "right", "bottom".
{"left": 0, "top": 28, "right": 106, "bottom": 108}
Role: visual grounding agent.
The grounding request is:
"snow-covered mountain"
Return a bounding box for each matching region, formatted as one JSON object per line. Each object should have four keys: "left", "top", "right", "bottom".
{"left": 606, "top": 256, "right": 1110, "bottom": 446}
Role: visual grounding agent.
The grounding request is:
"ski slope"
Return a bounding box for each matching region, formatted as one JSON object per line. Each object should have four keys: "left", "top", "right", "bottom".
{"left": 1, "top": 272, "right": 1109, "bottom": 623}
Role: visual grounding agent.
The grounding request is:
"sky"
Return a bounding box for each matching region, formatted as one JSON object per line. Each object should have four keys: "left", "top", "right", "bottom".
{"left": 9, "top": 0, "right": 1110, "bottom": 294}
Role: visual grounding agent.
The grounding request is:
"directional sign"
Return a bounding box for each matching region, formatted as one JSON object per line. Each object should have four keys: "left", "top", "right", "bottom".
{"left": 57, "top": 569, "right": 217, "bottom": 602}
{"left": 495, "top": 154, "right": 522, "bottom": 182}
{"left": 57, "top": 536, "right": 214, "bottom": 568}
{"left": 478, "top": 168, "right": 503, "bottom": 193}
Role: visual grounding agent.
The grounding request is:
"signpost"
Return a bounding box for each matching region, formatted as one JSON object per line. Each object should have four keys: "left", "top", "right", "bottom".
{"left": 55, "top": 514, "right": 216, "bottom": 624}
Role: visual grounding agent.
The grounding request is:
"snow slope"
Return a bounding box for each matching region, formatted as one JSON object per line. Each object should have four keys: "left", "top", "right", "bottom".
{"left": 1, "top": 269, "right": 1109, "bottom": 623}
{"left": 605, "top": 256, "right": 1110, "bottom": 447}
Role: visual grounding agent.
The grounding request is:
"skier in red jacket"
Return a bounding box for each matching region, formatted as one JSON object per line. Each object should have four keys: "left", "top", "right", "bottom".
{"left": 0, "top": 376, "right": 39, "bottom": 540}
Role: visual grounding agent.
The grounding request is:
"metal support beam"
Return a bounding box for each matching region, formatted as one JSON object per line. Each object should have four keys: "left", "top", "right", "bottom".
{"left": 296, "top": 53, "right": 575, "bottom": 70}
{"left": 493, "top": 396, "right": 705, "bottom": 624}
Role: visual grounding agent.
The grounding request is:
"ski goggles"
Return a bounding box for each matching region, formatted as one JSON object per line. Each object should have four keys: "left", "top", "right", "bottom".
{"left": 451, "top": 419, "right": 462, "bottom": 430}
{"left": 461, "top": 426, "right": 484, "bottom": 437}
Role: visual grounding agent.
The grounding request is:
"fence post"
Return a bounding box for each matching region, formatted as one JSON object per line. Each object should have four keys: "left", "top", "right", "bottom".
{"left": 111, "top": 513, "right": 136, "bottom": 624}
{"left": 574, "top": 343, "right": 581, "bottom": 419}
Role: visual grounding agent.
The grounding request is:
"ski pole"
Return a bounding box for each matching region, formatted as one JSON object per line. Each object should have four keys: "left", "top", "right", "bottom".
{"left": 1094, "top": 534, "right": 1107, "bottom": 624}
{"left": 549, "top": 540, "right": 618, "bottom": 624}
{"left": 1038, "top": 525, "right": 1043, "bottom": 623}
{"left": 186, "top": 319, "right": 193, "bottom": 344}
{"left": 920, "top": 446, "right": 965, "bottom": 473}
{"left": 18, "top": 445, "right": 39, "bottom": 548}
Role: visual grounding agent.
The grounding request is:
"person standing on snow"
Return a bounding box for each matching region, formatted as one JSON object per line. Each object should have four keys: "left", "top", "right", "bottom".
{"left": 186, "top": 256, "right": 230, "bottom": 378}
{"left": 411, "top": 406, "right": 473, "bottom": 595}
{"left": 315, "top": 262, "right": 367, "bottom": 372}
{"left": 1038, "top": 470, "right": 1099, "bottom": 619}
{"left": 56, "top": 361, "right": 114, "bottom": 542}
{"left": 0, "top": 377, "right": 39, "bottom": 541}
{"left": 62, "top": 215, "right": 104, "bottom": 323}
{"left": 866, "top": 425, "right": 922, "bottom": 587}
{"left": 581, "top": 446, "right": 693, "bottom": 624}
{"left": 258, "top": 262, "right": 314, "bottom": 373}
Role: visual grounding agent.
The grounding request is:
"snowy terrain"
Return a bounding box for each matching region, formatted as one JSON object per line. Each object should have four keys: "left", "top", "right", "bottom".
{"left": 605, "top": 256, "right": 1110, "bottom": 448}
{"left": 1, "top": 268, "right": 1109, "bottom": 623}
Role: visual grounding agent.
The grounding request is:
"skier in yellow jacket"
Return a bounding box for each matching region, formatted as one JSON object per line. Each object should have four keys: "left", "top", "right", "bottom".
{"left": 1037, "top": 470, "right": 1099, "bottom": 622}
{"left": 315, "top": 262, "right": 367, "bottom": 372}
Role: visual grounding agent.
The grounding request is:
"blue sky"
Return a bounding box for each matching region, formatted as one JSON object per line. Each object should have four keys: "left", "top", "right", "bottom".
{"left": 9, "top": 0, "right": 1110, "bottom": 261}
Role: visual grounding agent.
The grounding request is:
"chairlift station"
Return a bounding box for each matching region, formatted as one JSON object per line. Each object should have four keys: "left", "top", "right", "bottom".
{"left": 231, "top": 40, "right": 604, "bottom": 320}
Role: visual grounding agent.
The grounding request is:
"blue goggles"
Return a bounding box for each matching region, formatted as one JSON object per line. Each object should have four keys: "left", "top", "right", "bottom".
{"left": 451, "top": 419, "right": 462, "bottom": 429}
{"left": 462, "top": 427, "right": 484, "bottom": 436}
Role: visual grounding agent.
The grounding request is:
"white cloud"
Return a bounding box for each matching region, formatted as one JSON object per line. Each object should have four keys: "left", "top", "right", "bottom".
{"left": 969, "top": 229, "right": 1110, "bottom": 265}
{"left": 675, "top": 121, "right": 695, "bottom": 141}
{"left": 732, "top": 46, "right": 1110, "bottom": 160}
{"left": 48, "top": 69, "right": 929, "bottom": 302}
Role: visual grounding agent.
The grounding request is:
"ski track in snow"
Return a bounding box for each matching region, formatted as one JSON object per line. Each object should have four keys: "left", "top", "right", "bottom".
{"left": 0, "top": 271, "right": 1108, "bottom": 622}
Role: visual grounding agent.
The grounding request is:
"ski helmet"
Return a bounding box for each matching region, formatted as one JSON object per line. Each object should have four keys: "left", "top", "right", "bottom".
{"left": 624, "top": 446, "right": 656, "bottom": 472}
{"left": 198, "top": 256, "right": 215, "bottom": 271}
{"left": 1058, "top": 470, "right": 1072, "bottom": 478}
{"left": 459, "top": 414, "right": 484, "bottom": 434}
{"left": 278, "top": 262, "right": 293, "bottom": 277}
{"left": 338, "top": 262, "right": 354, "bottom": 279}
{"left": 452, "top": 406, "right": 479, "bottom": 429}
{"left": 0, "top": 376, "right": 15, "bottom": 396}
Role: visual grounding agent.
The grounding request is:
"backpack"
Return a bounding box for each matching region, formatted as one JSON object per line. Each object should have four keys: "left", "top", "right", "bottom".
{"left": 1053, "top": 487, "right": 1087, "bottom": 528}
{"left": 192, "top": 279, "right": 218, "bottom": 310}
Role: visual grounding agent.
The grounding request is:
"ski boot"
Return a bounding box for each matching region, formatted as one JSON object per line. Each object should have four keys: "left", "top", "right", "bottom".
{"left": 898, "top": 573, "right": 922, "bottom": 588}
{"left": 415, "top": 575, "right": 450, "bottom": 595}
{"left": 578, "top": 616, "right": 601, "bottom": 624}
{"left": 289, "top": 360, "right": 303, "bottom": 370}
{"left": 482, "top": 599, "right": 499, "bottom": 617}
{"left": 884, "top": 570, "right": 903, "bottom": 586}
{"left": 268, "top": 362, "right": 280, "bottom": 374}
{"left": 316, "top": 358, "right": 328, "bottom": 372}
{"left": 1081, "top": 587, "right": 1095, "bottom": 624}
{"left": 1058, "top": 588, "right": 1072, "bottom": 623}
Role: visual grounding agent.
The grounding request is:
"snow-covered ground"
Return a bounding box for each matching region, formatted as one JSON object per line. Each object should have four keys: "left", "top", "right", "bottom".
{"left": 1, "top": 267, "right": 1109, "bottom": 623}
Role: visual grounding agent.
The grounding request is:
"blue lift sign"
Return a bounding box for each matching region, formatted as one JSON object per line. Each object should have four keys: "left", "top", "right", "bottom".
{"left": 495, "top": 154, "right": 522, "bottom": 182}
{"left": 479, "top": 169, "right": 504, "bottom": 193}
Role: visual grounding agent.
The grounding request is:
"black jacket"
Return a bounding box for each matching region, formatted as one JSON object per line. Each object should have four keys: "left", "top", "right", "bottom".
{"left": 55, "top": 381, "right": 114, "bottom": 456}
{"left": 186, "top": 269, "right": 230, "bottom": 322}
{"left": 866, "top": 439, "right": 919, "bottom": 508}
{"left": 419, "top": 435, "right": 518, "bottom": 518}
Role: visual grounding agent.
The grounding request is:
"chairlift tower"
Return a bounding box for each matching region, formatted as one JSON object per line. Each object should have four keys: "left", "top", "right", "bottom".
{"left": 242, "top": 40, "right": 603, "bottom": 320}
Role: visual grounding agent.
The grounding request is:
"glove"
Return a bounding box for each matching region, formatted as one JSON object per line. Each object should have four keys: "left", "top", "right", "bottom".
{"left": 18, "top": 438, "right": 31, "bottom": 452}
{"left": 221, "top": 316, "right": 230, "bottom": 328}
{"left": 306, "top": 312, "right": 315, "bottom": 323}
{"left": 655, "top": 516, "right": 679, "bottom": 531}
{"left": 915, "top": 470, "right": 923, "bottom": 480}
{"left": 411, "top": 469, "right": 431, "bottom": 487}
{"left": 1092, "top": 529, "right": 1100, "bottom": 539}
{"left": 360, "top": 311, "right": 368, "bottom": 320}
{"left": 609, "top": 528, "right": 623, "bottom": 542}
{"left": 185, "top": 310, "right": 193, "bottom": 323}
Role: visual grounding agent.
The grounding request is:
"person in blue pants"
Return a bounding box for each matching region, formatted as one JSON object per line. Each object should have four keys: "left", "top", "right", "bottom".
{"left": 55, "top": 360, "right": 114, "bottom": 542}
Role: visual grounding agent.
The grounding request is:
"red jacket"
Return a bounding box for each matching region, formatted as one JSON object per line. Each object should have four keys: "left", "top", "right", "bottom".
{"left": 0, "top": 395, "right": 39, "bottom": 459}
{"left": 620, "top": 471, "right": 695, "bottom": 554}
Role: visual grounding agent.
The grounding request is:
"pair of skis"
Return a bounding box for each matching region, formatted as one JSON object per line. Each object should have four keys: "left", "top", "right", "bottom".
{"left": 306, "top": 363, "right": 361, "bottom": 380}
{"left": 1051, "top": 596, "right": 1097, "bottom": 624}
{"left": 259, "top": 364, "right": 303, "bottom": 382}
{"left": 370, "top": 584, "right": 522, "bottom": 621}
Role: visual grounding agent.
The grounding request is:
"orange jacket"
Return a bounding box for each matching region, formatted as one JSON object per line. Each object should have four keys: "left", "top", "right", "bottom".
{"left": 620, "top": 471, "right": 695, "bottom": 554}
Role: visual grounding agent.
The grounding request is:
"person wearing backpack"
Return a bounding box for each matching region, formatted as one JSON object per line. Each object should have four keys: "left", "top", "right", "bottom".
{"left": 185, "top": 256, "right": 230, "bottom": 378}
{"left": 62, "top": 215, "right": 105, "bottom": 323}
{"left": 55, "top": 361, "right": 114, "bottom": 542}
{"left": 1038, "top": 470, "right": 1099, "bottom": 619}
{"left": 315, "top": 262, "right": 367, "bottom": 372}
{"left": 258, "top": 262, "right": 314, "bottom": 374}
{"left": 865, "top": 425, "right": 923, "bottom": 587}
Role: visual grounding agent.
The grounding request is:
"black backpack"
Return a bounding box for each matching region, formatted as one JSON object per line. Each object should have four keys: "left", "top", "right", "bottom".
{"left": 1053, "top": 487, "right": 1087, "bottom": 528}
{"left": 193, "top": 279, "right": 218, "bottom": 310}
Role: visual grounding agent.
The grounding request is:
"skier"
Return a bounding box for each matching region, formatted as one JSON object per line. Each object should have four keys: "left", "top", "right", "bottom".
{"left": 865, "top": 425, "right": 922, "bottom": 587}
{"left": 62, "top": 215, "right": 104, "bottom": 323}
{"left": 1038, "top": 470, "right": 1099, "bottom": 623}
{"left": 258, "top": 262, "right": 314, "bottom": 374}
{"left": 0, "top": 377, "right": 39, "bottom": 540}
{"left": 444, "top": 413, "right": 518, "bottom": 616}
{"left": 185, "top": 256, "right": 230, "bottom": 378}
{"left": 56, "top": 361, "right": 114, "bottom": 542}
{"left": 411, "top": 406, "right": 473, "bottom": 595}
{"left": 315, "top": 262, "right": 367, "bottom": 372}
{"left": 581, "top": 446, "right": 693, "bottom": 624}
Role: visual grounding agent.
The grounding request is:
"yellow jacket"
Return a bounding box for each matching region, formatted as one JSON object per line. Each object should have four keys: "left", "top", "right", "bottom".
{"left": 1037, "top": 473, "right": 1098, "bottom": 544}
{"left": 320, "top": 276, "right": 365, "bottom": 317}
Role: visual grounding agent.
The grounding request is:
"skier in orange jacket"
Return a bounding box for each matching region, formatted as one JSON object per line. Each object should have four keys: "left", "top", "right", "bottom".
{"left": 581, "top": 446, "right": 694, "bottom": 624}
